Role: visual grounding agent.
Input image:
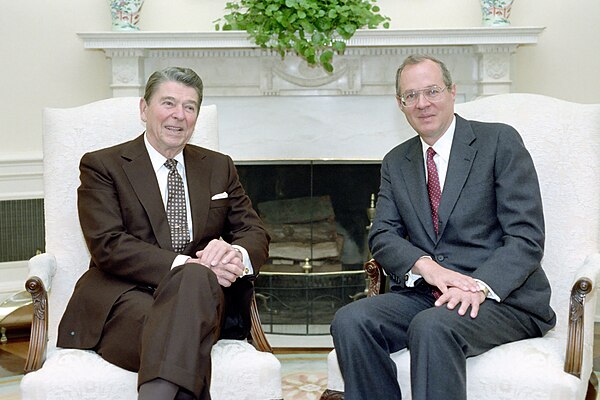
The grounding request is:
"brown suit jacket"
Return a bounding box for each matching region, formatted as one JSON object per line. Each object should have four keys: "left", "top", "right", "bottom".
{"left": 57, "top": 134, "right": 269, "bottom": 349}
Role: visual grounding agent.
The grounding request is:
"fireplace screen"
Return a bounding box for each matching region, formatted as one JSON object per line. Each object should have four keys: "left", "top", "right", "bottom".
{"left": 237, "top": 162, "right": 381, "bottom": 335}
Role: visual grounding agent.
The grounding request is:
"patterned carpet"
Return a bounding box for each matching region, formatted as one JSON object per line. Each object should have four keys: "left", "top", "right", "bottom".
{"left": 277, "top": 353, "right": 329, "bottom": 400}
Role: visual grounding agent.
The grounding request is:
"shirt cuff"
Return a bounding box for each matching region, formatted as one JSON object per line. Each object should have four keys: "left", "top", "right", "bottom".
{"left": 405, "top": 270, "right": 423, "bottom": 287}
{"left": 232, "top": 245, "right": 254, "bottom": 276}
{"left": 405, "top": 255, "right": 431, "bottom": 287}
{"left": 474, "top": 279, "right": 500, "bottom": 302}
{"left": 171, "top": 254, "right": 191, "bottom": 270}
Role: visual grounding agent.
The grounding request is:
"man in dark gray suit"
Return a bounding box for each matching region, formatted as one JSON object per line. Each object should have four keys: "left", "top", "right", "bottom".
{"left": 331, "top": 55, "right": 556, "bottom": 400}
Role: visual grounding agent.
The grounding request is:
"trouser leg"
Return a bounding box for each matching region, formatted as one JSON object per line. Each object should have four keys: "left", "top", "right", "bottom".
{"left": 94, "top": 288, "right": 153, "bottom": 372}
{"left": 138, "top": 264, "right": 224, "bottom": 400}
{"left": 330, "top": 285, "right": 433, "bottom": 400}
{"left": 138, "top": 378, "right": 179, "bottom": 400}
{"left": 408, "top": 300, "right": 541, "bottom": 400}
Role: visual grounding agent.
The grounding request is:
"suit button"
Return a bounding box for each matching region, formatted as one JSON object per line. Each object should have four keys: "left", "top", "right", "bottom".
{"left": 70, "top": 331, "right": 75, "bottom": 336}
{"left": 436, "top": 255, "right": 444, "bottom": 262}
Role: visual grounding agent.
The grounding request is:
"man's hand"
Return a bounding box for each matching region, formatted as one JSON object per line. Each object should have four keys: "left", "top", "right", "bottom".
{"left": 435, "top": 287, "right": 487, "bottom": 318}
{"left": 187, "top": 239, "right": 244, "bottom": 287}
{"left": 413, "top": 257, "right": 480, "bottom": 294}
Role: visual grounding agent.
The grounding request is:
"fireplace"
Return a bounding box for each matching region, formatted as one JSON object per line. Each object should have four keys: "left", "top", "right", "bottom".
{"left": 237, "top": 162, "right": 380, "bottom": 335}
{"left": 78, "top": 28, "right": 544, "bottom": 341}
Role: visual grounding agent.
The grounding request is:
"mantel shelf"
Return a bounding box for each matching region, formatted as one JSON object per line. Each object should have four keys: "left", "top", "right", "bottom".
{"left": 78, "top": 27, "right": 545, "bottom": 50}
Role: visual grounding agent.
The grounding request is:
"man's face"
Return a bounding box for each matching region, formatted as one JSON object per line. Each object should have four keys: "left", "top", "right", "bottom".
{"left": 397, "top": 60, "right": 456, "bottom": 145}
{"left": 140, "top": 80, "right": 200, "bottom": 159}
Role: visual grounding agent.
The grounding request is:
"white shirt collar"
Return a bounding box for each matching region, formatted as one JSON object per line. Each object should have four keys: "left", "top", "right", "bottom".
{"left": 420, "top": 115, "right": 456, "bottom": 163}
{"left": 143, "top": 133, "right": 186, "bottom": 174}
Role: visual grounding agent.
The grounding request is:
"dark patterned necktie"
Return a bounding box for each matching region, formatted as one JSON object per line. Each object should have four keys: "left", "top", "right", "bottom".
{"left": 164, "top": 159, "right": 190, "bottom": 253}
{"left": 426, "top": 147, "right": 443, "bottom": 299}
{"left": 426, "top": 147, "right": 442, "bottom": 236}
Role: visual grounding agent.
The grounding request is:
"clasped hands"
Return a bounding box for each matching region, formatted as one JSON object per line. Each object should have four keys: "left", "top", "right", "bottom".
{"left": 413, "top": 257, "right": 487, "bottom": 318}
{"left": 185, "top": 239, "right": 244, "bottom": 287}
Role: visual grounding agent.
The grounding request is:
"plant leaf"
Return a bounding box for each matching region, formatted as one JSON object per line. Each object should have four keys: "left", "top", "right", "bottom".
{"left": 320, "top": 50, "right": 334, "bottom": 64}
{"left": 216, "top": 0, "right": 391, "bottom": 73}
{"left": 332, "top": 40, "right": 346, "bottom": 54}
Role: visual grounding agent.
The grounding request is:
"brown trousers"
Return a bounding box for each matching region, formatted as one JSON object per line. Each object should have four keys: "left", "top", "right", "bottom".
{"left": 95, "top": 264, "right": 224, "bottom": 399}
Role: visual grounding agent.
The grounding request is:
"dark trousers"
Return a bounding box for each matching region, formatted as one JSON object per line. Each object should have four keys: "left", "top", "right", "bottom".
{"left": 95, "top": 264, "right": 224, "bottom": 400}
{"left": 330, "top": 283, "right": 540, "bottom": 400}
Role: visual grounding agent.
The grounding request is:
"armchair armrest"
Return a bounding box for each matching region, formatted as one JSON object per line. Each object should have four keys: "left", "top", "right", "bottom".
{"left": 24, "top": 253, "right": 57, "bottom": 373}
{"left": 364, "top": 259, "right": 386, "bottom": 297}
{"left": 564, "top": 253, "right": 600, "bottom": 378}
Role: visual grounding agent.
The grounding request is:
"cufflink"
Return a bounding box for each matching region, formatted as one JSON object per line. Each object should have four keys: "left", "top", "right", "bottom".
{"left": 238, "top": 267, "right": 249, "bottom": 279}
{"left": 477, "top": 282, "right": 490, "bottom": 297}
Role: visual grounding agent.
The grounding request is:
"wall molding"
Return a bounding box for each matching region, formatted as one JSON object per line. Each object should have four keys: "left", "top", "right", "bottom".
{"left": 0, "top": 152, "right": 43, "bottom": 201}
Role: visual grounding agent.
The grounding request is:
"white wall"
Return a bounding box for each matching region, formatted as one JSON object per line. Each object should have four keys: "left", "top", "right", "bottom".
{"left": 0, "top": 0, "right": 598, "bottom": 158}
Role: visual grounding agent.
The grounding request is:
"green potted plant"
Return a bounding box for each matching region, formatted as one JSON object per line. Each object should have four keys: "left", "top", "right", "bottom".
{"left": 215, "top": 0, "right": 390, "bottom": 73}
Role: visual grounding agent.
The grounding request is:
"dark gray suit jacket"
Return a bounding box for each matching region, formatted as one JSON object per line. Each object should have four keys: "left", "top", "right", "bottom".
{"left": 369, "top": 114, "right": 556, "bottom": 334}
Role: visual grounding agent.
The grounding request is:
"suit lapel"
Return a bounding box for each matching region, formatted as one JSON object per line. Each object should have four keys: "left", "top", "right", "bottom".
{"left": 401, "top": 138, "right": 438, "bottom": 242}
{"left": 121, "top": 135, "right": 172, "bottom": 250}
{"left": 183, "top": 145, "right": 211, "bottom": 247}
{"left": 437, "top": 116, "right": 477, "bottom": 238}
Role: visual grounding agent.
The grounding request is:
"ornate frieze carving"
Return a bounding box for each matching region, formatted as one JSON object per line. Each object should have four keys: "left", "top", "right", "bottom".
{"left": 79, "top": 28, "right": 544, "bottom": 99}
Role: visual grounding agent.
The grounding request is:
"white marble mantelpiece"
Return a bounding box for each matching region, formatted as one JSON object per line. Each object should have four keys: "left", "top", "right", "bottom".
{"left": 79, "top": 27, "right": 544, "bottom": 99}
{"left": 78, "top": 27, "right": 544, "bottom": 162}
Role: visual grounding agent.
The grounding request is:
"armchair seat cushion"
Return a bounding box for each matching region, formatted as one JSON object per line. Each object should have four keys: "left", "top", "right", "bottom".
{"left": 326, "top": 331, "right": 585, "bottom": 400}
{"left": 21, "top": 340, "right": 282, "bottom": 400}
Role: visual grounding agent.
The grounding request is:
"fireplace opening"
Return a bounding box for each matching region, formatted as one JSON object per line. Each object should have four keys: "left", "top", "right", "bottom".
{"left": 237, "top": 161, "right": 381, "bottom": 335}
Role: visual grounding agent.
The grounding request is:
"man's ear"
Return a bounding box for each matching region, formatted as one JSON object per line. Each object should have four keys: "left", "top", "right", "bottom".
{"left": 139, "top": 97, "right": 148, "bottom": 122}
{"left": 395, "top": 95, "right": 403, "bottom": 110}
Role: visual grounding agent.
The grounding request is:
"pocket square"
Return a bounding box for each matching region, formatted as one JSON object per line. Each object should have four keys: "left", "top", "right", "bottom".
{"left": 211, "top": 192, "right": 228, "bottom": 200}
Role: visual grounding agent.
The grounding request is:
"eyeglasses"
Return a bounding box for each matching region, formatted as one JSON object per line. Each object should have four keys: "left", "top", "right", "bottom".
{"left": 398, "top": 85, "right": 450, "bottom": 107}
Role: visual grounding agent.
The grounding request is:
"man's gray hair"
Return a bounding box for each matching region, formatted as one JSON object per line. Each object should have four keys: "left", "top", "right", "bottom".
{"left": 395, "top": 55, "right": 453, "bottom": 95}
{"left": 143, "top": 67, "right": 204, "bottom": 111}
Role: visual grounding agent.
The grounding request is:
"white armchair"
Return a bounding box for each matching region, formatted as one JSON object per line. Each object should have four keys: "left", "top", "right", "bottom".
{"left": 20, "top": 97, "right": 283, "bottom": 400}
{"left": 322, "top": 94, "right": 600, "bottom": 400}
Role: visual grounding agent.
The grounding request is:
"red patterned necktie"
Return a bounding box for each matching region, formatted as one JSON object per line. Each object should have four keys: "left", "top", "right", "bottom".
{"left": 426, "top": 147, "right": 442, "bottom": 235}
{"left": 164, "top": 159, "right": 190, "bottom": 253}
{"left": 426, "top": 147, "right": 443, "bottom": 299}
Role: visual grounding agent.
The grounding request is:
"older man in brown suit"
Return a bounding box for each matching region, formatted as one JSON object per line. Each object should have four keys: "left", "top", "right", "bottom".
{"left": 57, "top": 67, "right": 269, "bottom": 400}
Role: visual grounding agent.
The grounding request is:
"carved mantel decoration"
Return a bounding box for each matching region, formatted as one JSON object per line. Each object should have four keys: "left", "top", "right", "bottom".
{"left": 79, "top": 27, "right": 544, "bottom": 99}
